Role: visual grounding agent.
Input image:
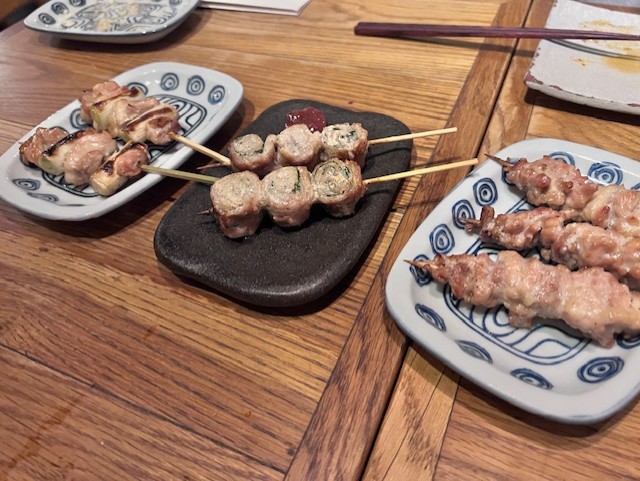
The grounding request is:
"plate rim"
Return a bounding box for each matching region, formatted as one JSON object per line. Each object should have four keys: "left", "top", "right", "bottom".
{"left": 386, "top": 137, "right": 640, "bottom": 424}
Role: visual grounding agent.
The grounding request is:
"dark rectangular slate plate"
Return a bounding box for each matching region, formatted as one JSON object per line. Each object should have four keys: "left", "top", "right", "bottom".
{"left": 153, "top": 99, "right": 412, "bottom": 307}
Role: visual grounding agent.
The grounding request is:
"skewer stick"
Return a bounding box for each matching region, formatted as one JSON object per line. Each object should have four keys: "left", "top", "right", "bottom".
{"left": 485, "top": 153, "right": 512, "bottom": 168}
{"left": 141, "top": 165, "right": 219, "bottom": 184}
{"left": 363, "top": 158, "right": 478, "bottom": 185}
{"left": 169, "top": 133, "right": 231, "bottom": 166}
{"left": 368, "top": 126, "right": 457, "bottom": 145}
{"left": 142, "top": 157, "right": 477, "bottom": 187}
{"left": 193, "top": 126, "right": 458, "bottom": 171}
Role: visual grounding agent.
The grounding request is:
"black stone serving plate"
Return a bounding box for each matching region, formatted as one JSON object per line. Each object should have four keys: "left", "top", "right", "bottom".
{"left": 153, "top": 99, "right": 412, "bottom": 307}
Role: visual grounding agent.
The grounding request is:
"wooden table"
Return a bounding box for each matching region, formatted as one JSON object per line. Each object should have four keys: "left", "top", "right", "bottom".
{"left": 1, "top": 1, "right": 639, "bottom": 479}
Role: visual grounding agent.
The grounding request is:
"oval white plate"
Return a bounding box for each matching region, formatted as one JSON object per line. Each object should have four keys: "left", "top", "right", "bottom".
{"left": 386, "top": 138, "right": 640, "bottom": 424}
{"left": 0, "top": 61, "right": 243, "bottom": 221}
{"left": 24, "top": 0, "right": 199, "bottom": 44}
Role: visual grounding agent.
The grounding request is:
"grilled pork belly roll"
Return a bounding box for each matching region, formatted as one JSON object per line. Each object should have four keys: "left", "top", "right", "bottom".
{"left": 80, "top": 81, "right": 140, "bottom": 124}
{"left": 275, "top": 124, "right": 322, "bottom": 169}
{"left": 312, "top": 159, "right": 365, "bottom": 217}
{"left": 263, "top": 166, "right": 315, "bottom": 227}
{"left": 62, "top": 129, "right": 118, "bottom": 185}
{"left": 319, "top": 123, "right": 369, "bottom": 167}
{"left": 228, "top": 133, "right": 277, "bottom": 177}
{"left": 90, "top": 142, "right": 149, "bottom": 196}
{"left": 210, "top": 171, "right": 265, "bottom": 239}
{"left": 19, "top": 127, "right": 68, "bottom": 167}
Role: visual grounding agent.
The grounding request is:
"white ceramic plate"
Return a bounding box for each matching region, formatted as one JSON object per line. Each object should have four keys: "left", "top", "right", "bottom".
{"left": 525, "top": 0, "right": 640, "bottom": 115}
{"left": 0, "top": 61, "right": 243, "bottom": 221}
{"left": 386, "top": 138, "right": 640, "bottom": 424}
{"left": 24, "top": 0, "right": 199, "bottom": 44}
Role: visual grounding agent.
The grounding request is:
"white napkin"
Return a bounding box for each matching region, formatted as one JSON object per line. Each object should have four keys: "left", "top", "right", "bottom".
{"left": 199, "top": 0, "right": 311, "bottom": 15}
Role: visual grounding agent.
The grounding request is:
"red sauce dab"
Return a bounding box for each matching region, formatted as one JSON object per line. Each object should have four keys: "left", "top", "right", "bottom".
{"left": 285, "top": 107, "right": 326, "bottom": 133}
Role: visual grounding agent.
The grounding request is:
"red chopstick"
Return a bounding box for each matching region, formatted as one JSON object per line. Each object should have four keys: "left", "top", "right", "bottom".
{"left": 353, "top": 23, "right": 640, "bottom": 41}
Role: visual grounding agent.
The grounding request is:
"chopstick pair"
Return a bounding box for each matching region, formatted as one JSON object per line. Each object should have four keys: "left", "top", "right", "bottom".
{"left": 353, "top": 23, "right": 640, "bottom": 41}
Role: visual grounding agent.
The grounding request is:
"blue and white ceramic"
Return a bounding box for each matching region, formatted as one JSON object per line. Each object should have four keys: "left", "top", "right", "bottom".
{"left": 0, "top": 61, "right": 243, "bottom": 220}
{"left": 386, "top": 138, "right": 640, "bottom": 424}
{"left": 24, "top": 0, "right": 199, "bottom": 44}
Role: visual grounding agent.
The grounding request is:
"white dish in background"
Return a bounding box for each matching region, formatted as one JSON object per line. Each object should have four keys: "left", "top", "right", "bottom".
{"left": 24, "top": 0, "right": 199, "bottom": 44}
{"left": 525, "top": 0, "right": 640, "bottom": 115}
{"left": 386, "top": 138, "right": 640, "bottom": 424}
{"left": 0, "top": 61, "right": 243, "bottom": 221}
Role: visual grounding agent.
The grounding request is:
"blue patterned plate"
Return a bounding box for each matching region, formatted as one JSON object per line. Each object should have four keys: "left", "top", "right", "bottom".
{"left": 0, "top": 61, "right": 243, "bottom": 220}
{"left": 386, "top": 138, "right": 640, "bottom": 424}
{"left": 24, "top": 0, "right": 199, "bottom": 44}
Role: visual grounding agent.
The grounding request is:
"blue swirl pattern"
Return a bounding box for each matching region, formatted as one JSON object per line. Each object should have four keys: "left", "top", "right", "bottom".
{"left": 451, "top": 199, "right": 475, "bottom": 230}
{"left": 429, "top": 224, "right": 455, "bottom": 254}
{"left": 415, "top": 304, "right": 446, "bottom": 331}
{"left": 409, "top": 254, "right": 431, "bottom": 286}
{"left": 511, "top": 368, "right": 553, "bottom": 390}
{"left": 587, "top": 161, "right": 623, "bottom": 186}
{"left": 457, "top": 340, "right": 492, "bottom": 363}
{"left": 578, "top": 357, "right": 624, "bottom": 383}
{"left": 472, "top": 178, "right": 497, "bottom": 205}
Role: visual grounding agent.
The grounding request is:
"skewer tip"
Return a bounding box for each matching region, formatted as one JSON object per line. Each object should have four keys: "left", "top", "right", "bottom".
{"left": 485, "top": 153, "right": 513, "bottom": 168}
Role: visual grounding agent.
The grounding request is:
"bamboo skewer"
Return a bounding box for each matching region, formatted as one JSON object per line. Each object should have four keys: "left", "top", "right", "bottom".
{"left": 193, "top": 126, "right": 458, "bottom": 171}
{"left": 367, "top": 126, "right": 457, "bottom": 145}
{"left": 142, "top": 157, "right": 478, "bottom": 186}
{"left": 141, "top": 165, "right": 219, "bottom": 184}
{"left": 363, "top": 158, "right": 478, "bottom": 185}
{"left": 169, "top": 133, "right": 231, "bottom": 166}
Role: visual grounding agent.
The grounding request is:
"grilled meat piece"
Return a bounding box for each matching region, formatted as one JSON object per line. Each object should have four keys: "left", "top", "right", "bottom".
{"left": 412, "top": 250, "right": 640, "bottom": 347}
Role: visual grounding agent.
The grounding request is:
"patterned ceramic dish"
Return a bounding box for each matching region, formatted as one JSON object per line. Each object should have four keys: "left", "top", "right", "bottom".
{"left": 386, "top": 138, "right": 640, "bottom": 424}
{"left": 24, "top": 0, "right": 199, "bottom": 44}
{"left": 525, "top": 0, "right": 640, "bottom": 115}
{"left": 0, "top": 61, "right": 243, "bottom": 221}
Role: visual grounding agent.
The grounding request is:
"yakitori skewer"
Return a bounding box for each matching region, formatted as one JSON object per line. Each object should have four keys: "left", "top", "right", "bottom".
{"left": 407, "top": 250, "right": 640, "bottom": 348}
{"left": 143, "top": 157, "right": 478, "bottom": 186}
{"left": 196, "top": 126, "right": 459, "bottom": 173}
{"left": 462, "top": 205, "right": 640, "bottom": 289}
{"left": 146, "top": 157, "right": 477, "bottom": 238}
{"left": 488, "top": 153, "right": 640, "bottom": 238}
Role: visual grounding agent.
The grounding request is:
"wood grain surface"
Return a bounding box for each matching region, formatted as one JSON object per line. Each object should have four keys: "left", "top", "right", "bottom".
{"left": 0, "top": 1, "right": 511, "bottom": 480}
{"left": 365, "top": 0, "right": 640, "bottom": 480}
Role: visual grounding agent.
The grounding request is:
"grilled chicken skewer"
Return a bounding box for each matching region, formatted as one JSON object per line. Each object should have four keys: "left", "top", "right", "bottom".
{"left": 464, "top": 206, "right": 640, "bottom": 288}
{"left": 490, "top": 153, "right": 640, "bottom": 238}
{"left": 408, "top": 250, "right": 640, "bottom": 348}
{"left": 80, "top": 81, "right": 180, "bottom": 145}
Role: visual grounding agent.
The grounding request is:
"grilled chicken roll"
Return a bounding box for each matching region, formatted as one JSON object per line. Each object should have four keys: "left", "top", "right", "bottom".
{"left": 210, "top": 170, "right": 265, "bottom": 239}
{"left": 312, "top": 158, "right": 365, "bottom": 217}
{"left": 90, "top": 142, "right": 149, "bottom": 196}
{"left": 263, "top": 166, "right": 316, "bottom": 227}
{"left": 228, "top": 133, "right": 277, "bottom": 178}
{"left": 319, "top": 123, "right": 369, "bottom": 167}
